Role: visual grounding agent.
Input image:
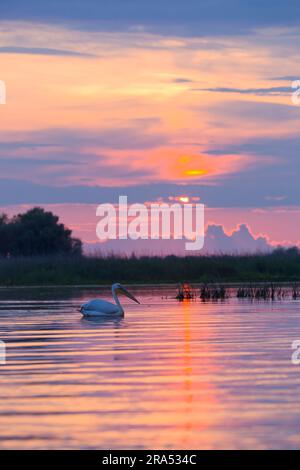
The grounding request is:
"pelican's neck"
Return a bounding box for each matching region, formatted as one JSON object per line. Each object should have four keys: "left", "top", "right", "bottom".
{"left": 112, "top": 286, "right": 124, "bottom": 314}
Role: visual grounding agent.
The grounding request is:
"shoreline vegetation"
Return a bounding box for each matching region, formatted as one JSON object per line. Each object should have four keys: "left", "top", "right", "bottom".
{"left": 0, "top": 248, "right": 300, "bottom": 287}
{"left": 1, "top": 207, "right": 300, "bottom": 291}
{"left": 175, "top": 282, "right": 300, "bottom": 301}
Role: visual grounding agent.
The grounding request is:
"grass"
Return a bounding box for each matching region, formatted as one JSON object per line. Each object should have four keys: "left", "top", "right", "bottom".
{"left": 0, "top": 249, "right": 300, "bottom": 286}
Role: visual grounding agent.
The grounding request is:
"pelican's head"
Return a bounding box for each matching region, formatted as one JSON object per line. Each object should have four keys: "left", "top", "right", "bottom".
{"left": 112, "top": 283, "right": 140, "bottom": 304}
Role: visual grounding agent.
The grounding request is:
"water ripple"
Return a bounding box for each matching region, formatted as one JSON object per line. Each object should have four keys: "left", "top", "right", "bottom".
{"left": 0, "top": 287, "right": 300, "bottom": 449}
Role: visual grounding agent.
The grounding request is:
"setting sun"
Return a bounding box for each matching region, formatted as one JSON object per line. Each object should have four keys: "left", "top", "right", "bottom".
{"left": 179, "top": 196, "right": 190, "bottom": 203}
{"left": 186, "top": 170, "right": 207, "bottom": 177}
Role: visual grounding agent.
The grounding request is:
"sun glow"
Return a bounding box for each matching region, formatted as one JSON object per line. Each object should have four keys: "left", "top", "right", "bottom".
{"left": 186, "top": 170, "right": 207, "bottom": 177}
{"left": 0, "top": 21, "right": 290, "bottom": 192}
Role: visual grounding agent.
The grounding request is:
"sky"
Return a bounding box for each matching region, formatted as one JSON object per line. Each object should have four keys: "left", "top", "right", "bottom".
{"left": 0, "top": 1, "right": 300, "bottom": 253}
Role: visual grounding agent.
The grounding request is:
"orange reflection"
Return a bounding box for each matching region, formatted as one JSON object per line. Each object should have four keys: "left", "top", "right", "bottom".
{"left": 174, "top": 300, "right": 223, "bottom": 448}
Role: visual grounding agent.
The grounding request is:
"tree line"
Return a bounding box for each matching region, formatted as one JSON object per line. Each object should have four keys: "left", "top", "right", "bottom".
{"left": 0, "top": 207, "right": 82, "bottom": 257}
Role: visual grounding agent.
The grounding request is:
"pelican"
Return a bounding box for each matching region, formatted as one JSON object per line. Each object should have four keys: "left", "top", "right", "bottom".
{"left": 80, "top": 283, "right": 140, "bottom": 317}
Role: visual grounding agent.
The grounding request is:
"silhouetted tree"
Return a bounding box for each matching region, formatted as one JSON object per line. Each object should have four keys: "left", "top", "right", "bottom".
{"left": 0, "top": 208, "right": 82, "bottom": 257}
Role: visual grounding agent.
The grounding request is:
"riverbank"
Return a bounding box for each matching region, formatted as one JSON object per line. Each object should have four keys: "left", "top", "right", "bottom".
{"left": 0, "top": 250, "right": 300, "bottom": 286}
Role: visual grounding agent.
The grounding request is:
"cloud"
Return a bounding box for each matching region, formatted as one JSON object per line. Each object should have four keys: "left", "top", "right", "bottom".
{"left": 203, "top": 131, "right": 300, "bottom": 207}
{"left": 0, "top": 179, "right": 207, "bottom": 205}
{"left": 85, "top": 223, "right": 273, "bottom": 256}
{"left": 264, "top": 195, "right": 287, "bottom": 202}
{"left": 2, "top": 128, "right": 300, "bottom": 207}
{"left": 207, "top": 134, "right": 300, "bottom": 159}
{"left": 202, "top": 224, "right": 272, "bottom": 254}
{"left": 0, "top": 46, "right": 93, "bottom": 57}
{"left": 173, "top": 77, "right": 194, "bottom": 84}
{"left": 0, "top": 173, "right": 297, "bottom": 209}
{"left": 0, "top": 123, "right": 166, "bottom": 184}
{"left": 207, "top": 100, "right": 300, "bottom": 124}
{"left": 0, "top": 154, "right": 152, "bottom": 179}
{"left": 0, "top": 124, "right": 166, "bottom": 150}
{"left": 270, "top": 76, "right": 300, "bottom": 82}
{"left": 0, "top": 118, "right": 171, "bottom": 188}
{"left": 2, "top": 1, "right": 300, "bottom": 37}
{"left": 196, "top": 86, "right": 292, "bottom": 96}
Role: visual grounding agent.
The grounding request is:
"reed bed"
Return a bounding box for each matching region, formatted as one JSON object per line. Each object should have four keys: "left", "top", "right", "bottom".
{"left": 200, "top": 284, "right": 228, "bottom": 301}
{"left": 176, "top": 283, "right": 300, "bottom": 302}
{"left": 0, "top": 249, "right": 300, "bottom": 287}
{"left": 236, "top": 284, "right": 287, "bottom": 300}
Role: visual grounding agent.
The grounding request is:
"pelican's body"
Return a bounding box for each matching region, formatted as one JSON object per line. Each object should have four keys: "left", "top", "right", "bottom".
{"left": 80, "top": 283, "right": 139, "bottom": 317}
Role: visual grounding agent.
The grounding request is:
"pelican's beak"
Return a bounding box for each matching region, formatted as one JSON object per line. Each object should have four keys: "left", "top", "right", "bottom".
{"left": 121, "top": 287, "right": 140, "bottom": 304}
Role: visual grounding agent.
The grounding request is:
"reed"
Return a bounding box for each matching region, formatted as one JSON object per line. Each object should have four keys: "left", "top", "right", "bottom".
{"left": 0, "top": 248, "right": 300, "bottom": 286}
{"left": 292, "top": 283, "right": 300, "bottom": 300}
{"left": 176, "top": 283, "right": 196, "bottom": 301}
{"left": 237, "top": 284, "right": 288, "bottom": 300}
{"left": 200, "top": 284, "right": 228, "bottom": 301}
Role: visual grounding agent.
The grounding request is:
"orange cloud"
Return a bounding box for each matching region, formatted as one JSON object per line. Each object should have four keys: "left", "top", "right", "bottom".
{"left": 0, "top": 22, "right": 297, "bottom": 189}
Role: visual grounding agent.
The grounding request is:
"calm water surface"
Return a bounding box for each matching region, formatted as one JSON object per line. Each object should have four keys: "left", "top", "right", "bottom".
{"left": 0, "top": 286, "right": 300, "bottom": 450}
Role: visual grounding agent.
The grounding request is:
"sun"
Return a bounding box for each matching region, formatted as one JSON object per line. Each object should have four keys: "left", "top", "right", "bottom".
{"left": 186, "top": 169, "right": 207, "bottom": 177}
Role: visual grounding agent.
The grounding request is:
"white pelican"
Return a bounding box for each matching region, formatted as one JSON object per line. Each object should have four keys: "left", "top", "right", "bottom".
{"left": 80, "top": 283, "right": 140, "bottom": 317}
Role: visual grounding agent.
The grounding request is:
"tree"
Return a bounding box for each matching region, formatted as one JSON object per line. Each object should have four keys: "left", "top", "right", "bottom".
{"left": 0, "top": 208, "right": 82, "bottom": 257}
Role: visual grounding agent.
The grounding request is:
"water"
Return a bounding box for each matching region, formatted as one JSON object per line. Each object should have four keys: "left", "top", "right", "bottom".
{"left": 0, "top": 286, "right": 300, "bottom": 450}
